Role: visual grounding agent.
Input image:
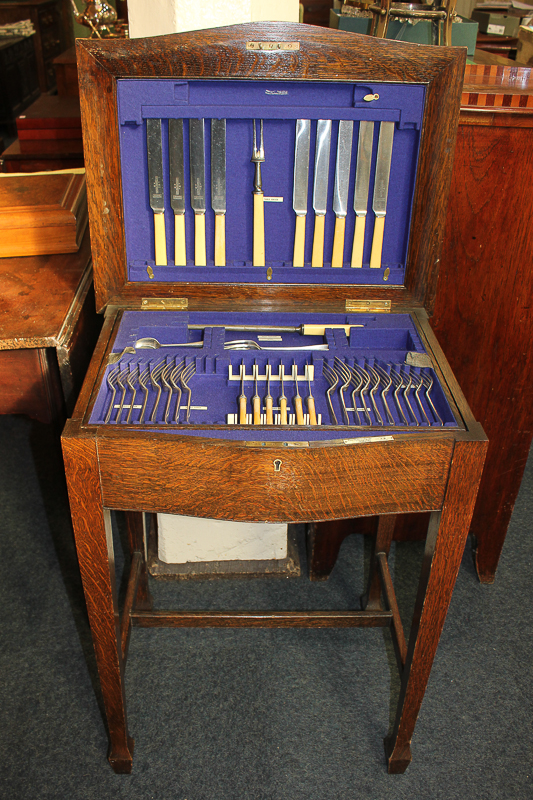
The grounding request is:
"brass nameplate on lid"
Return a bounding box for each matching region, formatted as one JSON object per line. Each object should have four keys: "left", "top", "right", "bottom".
{"left": 346, "top": 299, "right": 391, "bottom": 313}
{"left": 141, "top": 298, "right": 188, "bottom": 310}
{"left": 246, "top": 41, "right": 300, "bottom": 51}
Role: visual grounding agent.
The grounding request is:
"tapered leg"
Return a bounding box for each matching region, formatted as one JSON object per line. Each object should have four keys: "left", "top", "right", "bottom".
{"left": 62, "top": 428, "right": 134, "bottom": 773}
{"left": 385, "top": 438, "right": 487, "bottom": 773}
{"left": 361, "top": 514, "right": 396, "bottom": 610}
{"left": 124, "top": 511, "right": 153, "bottom": 611}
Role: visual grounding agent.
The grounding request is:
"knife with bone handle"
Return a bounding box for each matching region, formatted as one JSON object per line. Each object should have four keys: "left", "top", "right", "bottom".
{"left": 311, "top": 119, "right": 332, "bottom": 268}
{"left": 251, "top": 119, "right": 265, "bottom": 266}
{"left": 146, "top": 118, "right": 167, "bottom": 266}
{"left": 331, "top": 120, "right": 354, "bottom": 268}
{"left": 168, "top": 119, "right": 186, "bottom": 266}
{"left": 211, "top": 119, "right": 226, "bottom": 266}
{"left": 189, "top": 118, "right": 206, "bottom": 266}
{"left": 292, "top": 119, "right": 311, "bottom": 267}
{"left": 370, "top": 121, "right": 395, "bottom": 269}
{"left": 351, "top": 121, "right": 374, "bottom": 268}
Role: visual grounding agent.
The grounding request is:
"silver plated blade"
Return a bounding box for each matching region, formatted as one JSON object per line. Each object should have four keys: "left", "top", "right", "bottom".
{"left": 146, "top": 118, "right": 165, "bottom": 213}
{"left": 312, "top": 119, "right": 332, "bottom": 216}
{"left": 211, "top": 118, "right": 226, "bottom": 214}
{"left": 372, "top": 121, "right": 395, "bottom": 215}
{"left": 168, "top": 118, "right": 185, "bottom": 214}
{"left": 293, "top": 119, "right": 311, "bottom": 215}
{"left": 189, "top": 118, "right": 206, "bottom": 213}
{"left": 354, "top": 121, "right": 374, "bottom": 216}
{"left": 333, "top": 120, "right": 354, "bottom": 218}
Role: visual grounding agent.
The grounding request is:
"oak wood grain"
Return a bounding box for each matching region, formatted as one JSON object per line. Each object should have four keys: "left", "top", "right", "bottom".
{"left": 61, "top": 431, "right": 134, "bottom": 773}
{"left": 385, "top": 438, "right": 488, "bottom": 773}
{"left": 75, "top": 22, "right": 465, "bottom": 314}
{"left": 97, "top": 432, "right": 454, "bottom": 522}
{"left": 131, "top": 609, "right": 393, "bottom": 628}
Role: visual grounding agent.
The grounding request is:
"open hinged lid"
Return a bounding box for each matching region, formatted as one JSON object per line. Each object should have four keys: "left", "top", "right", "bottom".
{"left": 76, "top": 22, "right": 466, "bottom": 315}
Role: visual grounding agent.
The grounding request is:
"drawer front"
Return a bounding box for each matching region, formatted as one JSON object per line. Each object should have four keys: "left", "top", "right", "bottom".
{"left": 97, "top": 433, "right": 454, "bottom": 522}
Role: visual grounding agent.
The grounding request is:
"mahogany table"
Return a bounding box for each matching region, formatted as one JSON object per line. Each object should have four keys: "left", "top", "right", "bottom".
{"left": 0, "top": 229, "right": 101, "bottom": 426}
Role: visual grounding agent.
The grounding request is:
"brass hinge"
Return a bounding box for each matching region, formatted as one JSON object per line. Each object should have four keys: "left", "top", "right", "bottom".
{"left": 141, "top": 298, "right": 188, "bottom": 310}
{"left": 346, "top": 299, "right": 391, "bottom": 313}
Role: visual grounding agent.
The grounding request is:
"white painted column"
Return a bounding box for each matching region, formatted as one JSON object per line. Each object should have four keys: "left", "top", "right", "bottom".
{"left": 128, "top": 0, "right": 299, "bottom": 566}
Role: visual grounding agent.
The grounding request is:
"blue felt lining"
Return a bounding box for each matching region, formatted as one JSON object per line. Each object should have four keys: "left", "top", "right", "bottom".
{"left": 117, "top": 79, "right": 424, "bottom": 284}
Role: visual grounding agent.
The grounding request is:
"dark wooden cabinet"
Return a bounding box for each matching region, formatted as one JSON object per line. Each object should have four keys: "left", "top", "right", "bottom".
{"left": 0, "top": 34, "right": 39, "bottom": 126}
{"left": 0, "top": 0, "right": 72, "bottom": 92}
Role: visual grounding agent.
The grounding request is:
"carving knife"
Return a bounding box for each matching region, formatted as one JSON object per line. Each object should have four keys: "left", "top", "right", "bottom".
{"left": 351, "top": 121, "right": 374, "bottom": 268}
{"left": 189, "top": 118, "right": 206, "bottom": 266}
{"left": 311, "top": 119, "right": 332, "bottom": 268}
{"left": 292, "top": 119, "right": 311, "bottom": 267}
{"left": 331, "top": 120, "right": 354, "bottom": 268}
{"left": 211, "top": 118, "right": 226, "bottom": 266}
{"left": 168, "top": 118, "right": 186, "bottom": 266}
{"left": 146, "top": 118, "right": 167, "bottom": 266}
{"left": 370, "top": 121, "right": 395, "bottom": 269}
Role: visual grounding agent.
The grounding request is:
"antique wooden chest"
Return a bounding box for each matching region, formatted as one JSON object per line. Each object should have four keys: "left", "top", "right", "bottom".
{"left": 61, "top": 23, "right": 487, "bottom": 775}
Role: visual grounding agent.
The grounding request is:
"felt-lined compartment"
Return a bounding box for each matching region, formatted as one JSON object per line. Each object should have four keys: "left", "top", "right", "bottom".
{"left": 89, "top": 310, "right": 459, "bottom": 434}
{"left": 117, "top": 79, "right": 424, "bottom": 285}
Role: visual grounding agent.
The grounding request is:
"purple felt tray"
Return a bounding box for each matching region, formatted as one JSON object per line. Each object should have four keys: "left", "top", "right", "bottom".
{"left": 89, "top": 310, "right": 458, "bottom": 434}
{"left": 117, "top": 79, "right": 425, "bottom": 285}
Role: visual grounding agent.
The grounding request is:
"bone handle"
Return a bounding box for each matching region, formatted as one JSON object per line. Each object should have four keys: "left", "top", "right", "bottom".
{"left": 265, "top": 396, "right": 274, "bottom": 425}
{"left": 293, "top": 214, "right": 306, "bottom": 267}
{"left": 294, "top": 395, "right": 304, "bottom": 425}
{"left": 351, "top": 215, "right": 366, "bottom": 269}
{"left": 279, "top": 397, "right": 288, "bottom": 425}
{"left": 214, "top": 213, "right": 225, "bottom": 267}
{"left": 154, "top": 213, "right": 167, "bottom": 266}
{"left": 239, "top": 395, "right": 247, "bottom": 425}
{"left": 331, "top": 216, "right": 345, "bottom": 268}
{"left": 174, "top": 213, "right": 186, "bottom": 266}
{"left": 307, "top": 396, "right": 317, "bottom": 426}
{"left": 252, "top": 395, "right": 261, "bottom": 425}
{"left": 253, "top": 193, "right": 265, "bottom": 267}
{"left": 194, "top": 212, "right": 206, "bottom": 267}
{"left": 311, "top": 214, "right": 325, "bottom": 268}
{"left": 370, "top": 215, "right": 385, "bottom": 269}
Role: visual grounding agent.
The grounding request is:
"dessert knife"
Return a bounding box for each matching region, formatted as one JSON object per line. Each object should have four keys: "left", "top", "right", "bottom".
{"left": 311, "top": 119, "right": 332, "bottom": 268}
{"left": 168, "top": 118, "right": 186, "bottom": 266}
{"left": 292, "top": 118, "right": 311, "bottom": 267}
{"left": 351, "top": 121, "right": 374, "bottom": 268}
{"left": 189, "top": 118, "right": 206, "bottom": 266}
{"left": 146, "top": 118, "right": 167, "bottom": 266}
{"left": 211, "top": 118, "right": 226, "bottom": 266}
{"left": 331, "top": 120, "right": 354, "bottom": 268}
{"left": 370, "top": 121, "right": 395, "bottom": 269}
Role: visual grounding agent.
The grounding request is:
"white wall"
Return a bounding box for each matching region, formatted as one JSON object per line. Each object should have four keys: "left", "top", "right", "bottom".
{"left": 128, "top": 0, "right": 299, "bottom": 38}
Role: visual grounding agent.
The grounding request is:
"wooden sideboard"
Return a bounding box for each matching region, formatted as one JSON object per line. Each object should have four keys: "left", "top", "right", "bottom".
{"left": 309, "top": 51, "right": 533, "bottom": 584}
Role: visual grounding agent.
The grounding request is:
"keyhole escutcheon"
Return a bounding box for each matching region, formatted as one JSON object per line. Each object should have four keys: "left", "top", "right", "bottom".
{"left": 273, "top": 459, "right": 282, "bottom": 472}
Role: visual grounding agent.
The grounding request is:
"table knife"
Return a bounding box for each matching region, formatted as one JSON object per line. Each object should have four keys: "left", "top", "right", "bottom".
{"left": 211, "top": 119, "right": 226, "bottom": 267}
{"left": 292, "top": 119, "right": 311, "bottom": 267}
{"left": 332, "top": 120, "right": 354, "bottom": 268}
{"left": 189, "top": 118, "right": 206, "bottom": 266}
{"left": 370, "top": 121, "right": 395, "bottom": 269}
{"left": 311, "top": 119, "right": 332, "bottom": 268}
{"left": 351, "top": 121, "right": 374, "bottom": 268}
{"left": 168, "top": 118, "right": 186, "bottom": 266}
{"left": 146, "top": 118, "right": 167, "bottom": 266}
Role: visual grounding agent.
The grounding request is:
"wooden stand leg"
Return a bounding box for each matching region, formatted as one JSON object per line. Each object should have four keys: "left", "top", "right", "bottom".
{"left": 361, "top": 514, "right": 396, "bottom": 610}
{"left": 307, "top": 517, "right": 377, "bottom": 581}
{"left": 125, "top": 511, "right": 153, "bottom": 612}
{"left": 62, "top": 429, "right": 134, "bottom": 774}
{"left": 385, "top": 438, "right": 487, "bottom": 773}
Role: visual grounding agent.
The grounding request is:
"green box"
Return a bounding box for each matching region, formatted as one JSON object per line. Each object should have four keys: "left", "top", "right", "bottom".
{"left": 330, "top": 10, "right": 479, "bottom": 55}
{"left": 471, "top": 10, "right": 521, "bottom": 37}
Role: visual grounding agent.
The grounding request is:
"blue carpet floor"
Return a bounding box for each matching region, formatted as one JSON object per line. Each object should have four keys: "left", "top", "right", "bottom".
{"left": 0, "top": 414, "right": 531, "bottom": 799}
